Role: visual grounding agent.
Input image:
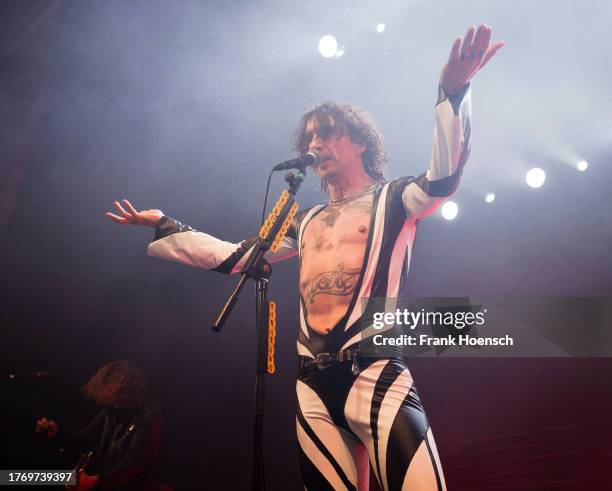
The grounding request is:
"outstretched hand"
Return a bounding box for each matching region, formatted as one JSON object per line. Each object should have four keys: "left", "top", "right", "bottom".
{"left": 35, "top": 417, "right": 58, "bottom": 438}
{"left": 105, "top": 199, "right": 163, "bottom": 228}
{"left": 440, "top": 23, "right": 504, "bottom": 96}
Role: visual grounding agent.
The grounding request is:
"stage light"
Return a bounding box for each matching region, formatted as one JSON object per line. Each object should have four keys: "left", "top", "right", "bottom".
{"left": 441, "top": 201, "right": 458, "bottom": 220}
{"left": 485, "top": 193, "right": 496, "bottom": 203}
{"left": 576, "top": 160, "right": 588, "bottom": 171}
{"left": 376, "top": 23, "right": 386, "bottom": 33}
{"left": 318, "top": 35, "right": 338, "bottom": 58}
{"left": 526, "top": 168, "right": 546, "bottom": 188}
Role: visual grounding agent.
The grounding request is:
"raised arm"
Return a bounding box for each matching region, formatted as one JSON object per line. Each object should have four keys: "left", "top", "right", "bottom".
{"left": 106, "top": 199, "right": 297, "bottom": 274}
{"left": 402, "top": 24, "right": 504, "bottom": 219}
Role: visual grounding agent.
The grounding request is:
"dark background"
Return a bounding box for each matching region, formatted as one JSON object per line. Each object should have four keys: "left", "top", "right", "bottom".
{"left": 1, "top": 1, "right": 611, "bottom": 489}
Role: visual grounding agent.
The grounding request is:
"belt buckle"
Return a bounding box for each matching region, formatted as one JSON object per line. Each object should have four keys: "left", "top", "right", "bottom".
{"left": 315, "top": 353, "right": 333, "bottom": 370}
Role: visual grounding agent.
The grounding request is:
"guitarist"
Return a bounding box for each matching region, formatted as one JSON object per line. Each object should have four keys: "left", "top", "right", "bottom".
{"left": 36, "top": 360, "right": 162, "bottom": 491}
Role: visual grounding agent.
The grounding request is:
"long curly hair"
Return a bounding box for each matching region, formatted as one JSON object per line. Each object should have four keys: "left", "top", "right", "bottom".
{"left": 293, "top": 102, "right": 388, "bottom": 190}
{"left": 82, "top": 360, "right": 147, "bottom": 409}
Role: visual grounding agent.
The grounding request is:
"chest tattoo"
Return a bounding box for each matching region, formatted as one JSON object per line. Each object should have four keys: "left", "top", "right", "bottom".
{"left": 320, "top": 207, "right": 341, "bottom": 228}
{"left": 306, "top": 263, "right": 361, "bottom": 304}
{"left": 316, "top": 194, "right": 373, "bottom": 230}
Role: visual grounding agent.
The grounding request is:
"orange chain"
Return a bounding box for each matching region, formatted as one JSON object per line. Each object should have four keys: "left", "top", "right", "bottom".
{"left": 271, "top": 202, "right": 299, "bottom": 252}
{"left": 267, "top": 301, "right": 277, "bottom": 374}
{"left": 259, "top": 191, "right": 289, "bottom": 239}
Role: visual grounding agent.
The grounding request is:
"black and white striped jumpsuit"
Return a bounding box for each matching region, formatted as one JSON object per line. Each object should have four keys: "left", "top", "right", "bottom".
{"left": 147, "top": 84, "right": 471, "bottom": 490}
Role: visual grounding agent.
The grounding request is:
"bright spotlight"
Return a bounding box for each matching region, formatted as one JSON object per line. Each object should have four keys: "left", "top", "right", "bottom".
{"left": 318, "top": 35, "right": 338, "bottom": 58}
{"left": 376, "top": 23, "right": 386, "bottom": 33}
{"left": 441, "top": 201, "right": 458, "bottom": 220}
{"left": 526, "top": 168, "right": 546, "bottom": 188}
{"left": 485, "top": 193, "right": 496, "bottom": 203}
{"left": 335, "top": 45, "right": 345, "bottom": 58}
{"left": 577, "top": 160, "right": 588, "bottom": 171}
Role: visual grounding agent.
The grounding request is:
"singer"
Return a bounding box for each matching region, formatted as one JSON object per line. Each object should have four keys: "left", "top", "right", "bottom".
{"left": 106, "top": 24, "right": 503, "bottom": 490}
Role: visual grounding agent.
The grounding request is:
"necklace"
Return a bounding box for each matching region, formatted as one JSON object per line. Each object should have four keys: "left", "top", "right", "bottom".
{"left": 329, "top": 184, "right": 377, "bottom": 207}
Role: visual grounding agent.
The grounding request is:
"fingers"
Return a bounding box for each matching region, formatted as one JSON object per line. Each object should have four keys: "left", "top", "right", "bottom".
{"left": 120, "top": 198, "right": 142, "bottom": 225}
{"left": 442, "top": 23, "right": 503, "bottom": 93}
{"left": 472, "top": 24, "right": 491, "bottom": 60}
{"left": 479, "top": 40, "right": 505, "bottom": 70}
{"left": 106, "top": 199, "right": 139, "bottom": 225}
{"left": 36, "top": 418, "right": 55, "bottom": 432}
{"left": 448, "top": 37, "right": 461, "bottom": 63}
{"left": 105, "top": 212, "right": 130, "bottom": 224}
{"left": 122, "top": 199, "right": 139, "bottom": 217}
{"left": 459, "top": 26, "right": 476, "bottom": 59}
{"left": 456, "top": 24, "right": 497, "bottom": 69}
{"left": 113, "top": 200, "right": 133, "bottom": 220}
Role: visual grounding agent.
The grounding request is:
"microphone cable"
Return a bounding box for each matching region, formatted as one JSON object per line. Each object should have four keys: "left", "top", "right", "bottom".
{"left": 261, "top": 171, "right": 274, "bottom": 227}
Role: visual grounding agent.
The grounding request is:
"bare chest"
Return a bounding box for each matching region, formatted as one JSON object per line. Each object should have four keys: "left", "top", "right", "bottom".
{"left": 300, "top": 194, "right": 374, "bottom": 259}
{"left": 298, "top": 192, "right": 375, "bottom": 331}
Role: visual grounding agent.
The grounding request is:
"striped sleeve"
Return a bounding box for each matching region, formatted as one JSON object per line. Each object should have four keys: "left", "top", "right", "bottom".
{"left": 402, "top": 83, "right": 471, "bottom": 219}
{"left": 147, "top": 216, "right": 298, "bottom": 274}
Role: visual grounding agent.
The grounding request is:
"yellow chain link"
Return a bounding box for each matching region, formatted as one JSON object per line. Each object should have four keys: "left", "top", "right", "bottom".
{"left": 259, "top": 191, "right": 290, "bottom": 239}
{"left": 267, "top": 301, "right": 277, "bottom": 374}
{"left": 271, "top": 202, "right": 299, "bottom": 252}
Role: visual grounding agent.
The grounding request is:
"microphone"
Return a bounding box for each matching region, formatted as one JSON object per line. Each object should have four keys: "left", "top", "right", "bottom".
{"left": 8, "top": 371, "right": 49, "bottom": 383}
{"left": 272, "top": 151, "right": 320, "bottom": 171}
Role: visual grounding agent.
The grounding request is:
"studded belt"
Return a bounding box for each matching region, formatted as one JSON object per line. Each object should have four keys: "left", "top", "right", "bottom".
{"left": 299, "top": 349, "right": 362, "bottom": 375}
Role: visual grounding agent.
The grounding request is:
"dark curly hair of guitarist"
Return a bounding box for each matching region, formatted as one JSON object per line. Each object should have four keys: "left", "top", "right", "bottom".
{"left": 82, "top": 359, "right": 147, "bottom": 410}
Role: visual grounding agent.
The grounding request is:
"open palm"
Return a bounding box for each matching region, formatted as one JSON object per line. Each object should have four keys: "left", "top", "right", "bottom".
{"left": 440, "top": 23, "right": 504, "bottom": 95}
{"left": 105, "top": 199, "right": 163, "bottom": 228}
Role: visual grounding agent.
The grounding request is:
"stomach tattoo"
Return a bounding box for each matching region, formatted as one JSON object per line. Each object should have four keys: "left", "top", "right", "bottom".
{"left": 306, "top": 263, "right": 361, "bottom": 304}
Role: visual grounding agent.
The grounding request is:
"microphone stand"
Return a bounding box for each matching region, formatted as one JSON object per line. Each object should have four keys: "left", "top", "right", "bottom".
{"left": 211, "top": 168, "right": 306, "bottom": 491}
